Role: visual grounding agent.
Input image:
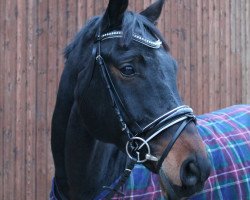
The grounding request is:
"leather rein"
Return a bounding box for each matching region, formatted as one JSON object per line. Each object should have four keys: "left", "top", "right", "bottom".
{"left": 94, "top": 30, "right": 196, "bottom": 199}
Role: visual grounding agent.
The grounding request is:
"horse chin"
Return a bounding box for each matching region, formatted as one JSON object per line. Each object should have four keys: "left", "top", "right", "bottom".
{"left": 161, "top": 184, "right": 201, "bottom": 200}
{"left": 159, "top": 170, "right": 204, "bottom": 200}
{"left": 161, "top": 187, "right": 180, "bottom": 200}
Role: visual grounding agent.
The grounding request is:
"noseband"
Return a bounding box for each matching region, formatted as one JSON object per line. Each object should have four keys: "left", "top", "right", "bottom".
{"left": 94, "top": 30, "right": 196, "bottom": 198}
{"left": 126, "top": 105, "right": 195, "bottom": 169}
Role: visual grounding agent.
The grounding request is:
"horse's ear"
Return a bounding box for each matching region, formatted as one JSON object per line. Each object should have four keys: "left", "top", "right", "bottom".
{"left": 140, "top": 0, "right": 165, "bottom": 23}
{"left": 101, "top": 0, "right": 128, "bottom": 31}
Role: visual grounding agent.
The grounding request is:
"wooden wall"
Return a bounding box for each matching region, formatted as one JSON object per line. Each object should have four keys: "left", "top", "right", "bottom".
{"left": 0, "top": 0, "right": 249, "bottom": 199}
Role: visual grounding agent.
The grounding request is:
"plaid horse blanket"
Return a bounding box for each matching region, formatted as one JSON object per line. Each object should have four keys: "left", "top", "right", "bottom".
{"left": 50, "top": 105, "right": 250, "bottom": 200}
{"left": 110, "top": 105, "right": 250, "bottom": 200}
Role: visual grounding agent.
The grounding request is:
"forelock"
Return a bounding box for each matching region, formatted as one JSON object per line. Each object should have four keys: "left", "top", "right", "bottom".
{"left": 121, "top": 11, "right": 169, "bottom": 50}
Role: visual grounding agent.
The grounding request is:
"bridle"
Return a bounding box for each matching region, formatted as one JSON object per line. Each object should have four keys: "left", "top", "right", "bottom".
{"left": 94, "top": 30, "right": 196, "bottom": 198}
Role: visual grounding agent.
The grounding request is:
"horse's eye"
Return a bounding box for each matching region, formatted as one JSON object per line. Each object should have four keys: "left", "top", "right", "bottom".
{"left": 120, "top": 65, "right": 135, "bottom": 77}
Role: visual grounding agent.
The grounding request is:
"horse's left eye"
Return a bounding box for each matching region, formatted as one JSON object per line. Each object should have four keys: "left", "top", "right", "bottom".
{"left": 120, "top": 65, "right": 135, "bottom": 77}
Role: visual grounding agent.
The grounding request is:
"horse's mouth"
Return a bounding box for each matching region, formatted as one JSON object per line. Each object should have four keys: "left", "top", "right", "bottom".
{"left": 160, "top": 178, "right": 204, "bottom": 200}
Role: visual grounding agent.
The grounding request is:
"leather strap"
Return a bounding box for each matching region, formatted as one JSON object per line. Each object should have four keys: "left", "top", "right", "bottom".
{"left": 104, "top": 159, "right": 137, "bottom": 200}
{"left": 156, "top": 118, "right": 194, "bottom": 171}
{"left": 159, "top": 168, "right": 180, "bottom": 200}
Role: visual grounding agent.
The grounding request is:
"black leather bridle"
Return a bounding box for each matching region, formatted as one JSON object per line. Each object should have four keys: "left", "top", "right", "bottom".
{"left": 94, "top": 30, "right": 196, "bottom": 199}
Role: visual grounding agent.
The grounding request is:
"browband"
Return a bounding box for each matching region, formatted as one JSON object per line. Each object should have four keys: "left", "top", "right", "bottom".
{"left": 100, "top": 31, "right": 162, "bottom": 49}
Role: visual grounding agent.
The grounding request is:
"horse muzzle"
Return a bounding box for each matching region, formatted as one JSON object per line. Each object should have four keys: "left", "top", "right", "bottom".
{"left": 160, "top": 154, "right": 211, "bottom": 199}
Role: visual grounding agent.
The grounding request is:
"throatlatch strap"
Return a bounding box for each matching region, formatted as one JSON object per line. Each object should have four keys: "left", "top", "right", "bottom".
{"left": 104, "top": 159, "right": 137, "bottom": 200}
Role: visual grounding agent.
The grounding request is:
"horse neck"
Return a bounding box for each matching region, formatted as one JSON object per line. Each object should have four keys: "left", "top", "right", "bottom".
{"left": 81, "top": 136, "right": 127, "bottom": 198}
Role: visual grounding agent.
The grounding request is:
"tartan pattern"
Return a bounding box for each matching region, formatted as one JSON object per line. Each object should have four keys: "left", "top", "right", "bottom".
{"left": 49, "top": 178, "right": 58, "bottom": 200}
{"left": 190, "top": 105, "right": 250, "bottom": 200}
{"left": 110, "top": 165, "right": 165, "bottom": 200}
{"left": 49, "top": 105, "right": 250, "bottom": 199}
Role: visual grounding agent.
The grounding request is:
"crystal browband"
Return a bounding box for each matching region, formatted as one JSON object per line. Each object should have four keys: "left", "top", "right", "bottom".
{"left": 100, "top": 31, "right": 162, "bottom": 49}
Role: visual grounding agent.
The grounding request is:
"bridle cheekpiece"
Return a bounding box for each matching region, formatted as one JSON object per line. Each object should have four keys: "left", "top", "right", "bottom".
{"left": 94, "top": 30, "right": 196, "bottom": 199}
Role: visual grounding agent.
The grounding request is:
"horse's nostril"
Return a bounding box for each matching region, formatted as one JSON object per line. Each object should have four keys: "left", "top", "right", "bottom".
{"left": 189, "top": 162, "right": 200, "bottom": 177}
{"left": 181, "top": 161, "right": 200, "bottom": 187}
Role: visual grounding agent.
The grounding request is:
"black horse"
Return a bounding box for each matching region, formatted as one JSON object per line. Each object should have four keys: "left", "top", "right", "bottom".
{"left": 51, "top": 0, "right": 211, "bottom": 199}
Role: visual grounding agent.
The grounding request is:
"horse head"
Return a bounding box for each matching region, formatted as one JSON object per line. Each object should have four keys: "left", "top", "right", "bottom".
{"left": 71, "top": 0, "right": 211, "bottom": 199}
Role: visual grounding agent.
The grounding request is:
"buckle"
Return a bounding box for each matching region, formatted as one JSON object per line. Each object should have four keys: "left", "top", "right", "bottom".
{"left": 126, "top": 137, "right": 158, "bottom": 163}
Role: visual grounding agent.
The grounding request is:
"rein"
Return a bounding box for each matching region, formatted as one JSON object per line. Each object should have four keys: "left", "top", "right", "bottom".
{"left": 94, "top": 30, "right": 196, "bottom": 199}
